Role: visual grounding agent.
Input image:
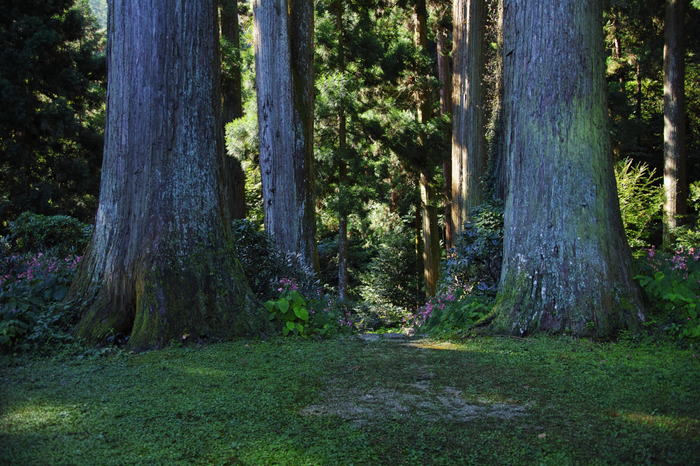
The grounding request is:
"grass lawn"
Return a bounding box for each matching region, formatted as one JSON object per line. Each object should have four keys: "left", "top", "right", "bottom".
{"left": 1, "top": 335, "right": 699, "bottom": 465}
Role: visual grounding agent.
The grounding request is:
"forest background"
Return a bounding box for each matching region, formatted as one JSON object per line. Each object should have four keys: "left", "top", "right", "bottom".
{"left": 2, "top": 0, "right": 700, "bottom": 351}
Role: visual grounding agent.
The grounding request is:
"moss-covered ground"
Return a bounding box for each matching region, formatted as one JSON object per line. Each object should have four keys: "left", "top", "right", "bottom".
{"left": 1, "top": 335, "right": 699, "bottom": 465}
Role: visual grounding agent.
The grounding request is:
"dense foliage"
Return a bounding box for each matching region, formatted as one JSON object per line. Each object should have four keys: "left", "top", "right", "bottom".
{"left": 0, "top": 0, "right": 106, "bottom": 229}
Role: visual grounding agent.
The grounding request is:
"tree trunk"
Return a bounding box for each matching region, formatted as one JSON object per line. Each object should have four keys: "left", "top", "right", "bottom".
{"left": 337, "top": 0, "right": 349, "bottom": 300}
{"left": 451, "top": 0, "right": 487, "bottom": 235}
{"left": 663, "top": 0, "right": 687, "bottom": 247}
{"left": 437, "top": 23, "right": 454, "bottom": 251}
{"left": 68, "top": 0, "right": 269, "bottom": 350}
{"left": 491, "top": 0, "right": 645, "bottom": 337}
{"left": 415, "top": 0, "right": 440, "bottom": 296}
{"left": 253, "top": 0, "right": 319, "bottom": 272}
{"left": 220, "top": 0, "right": 246, "bottom": 220}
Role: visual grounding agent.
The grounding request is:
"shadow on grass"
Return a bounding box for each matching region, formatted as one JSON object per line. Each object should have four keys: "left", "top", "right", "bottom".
{"left": 1, "top": 336, "right": 699, "bottom": 465}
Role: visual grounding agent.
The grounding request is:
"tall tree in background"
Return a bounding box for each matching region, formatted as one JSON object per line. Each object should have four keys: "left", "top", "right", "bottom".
{"left": 451, "top": 0, "right": 487, "bottom": 235}
{"left": 491, "top": 0, "right": 645, "bottom": 337}
{"left": 69, "top": 0, "right": 268, "bottom": 350}
{"left": 220, "top": 0, "right": 246, "bottom": 219}
{"left": 335, "top": 0, "right": 350, "bottom": 299}
{"left": 415, "top": 0, "right": 441, "bottom": 296}
{"left": 663, "top": 0, "right": 688, "bottom": 247}
{"left": 0, "top": 0, "right": 105, "bottom": 228}
{"left": 253, "top": 0, "right": 319, "bottom": 272}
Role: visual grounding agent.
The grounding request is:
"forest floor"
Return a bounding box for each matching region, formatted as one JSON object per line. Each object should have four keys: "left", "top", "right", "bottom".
{"left": 1, "top": 334, "right": 699, "bottom": 465}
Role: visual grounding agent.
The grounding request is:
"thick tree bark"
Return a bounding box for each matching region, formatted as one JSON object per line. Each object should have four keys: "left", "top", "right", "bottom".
{"left": 220, "top": 0, "right": 246, "bottom": 220}
{"left": 663, "top": 0, "right": 687, "bottom": 247}
{"left": 491, "top": 0, "right": 645, "bottom": 337}
{"left": 415, "top": 0, "right": 440, "bottom": 296}
{"left": 253, "top": 0, "right": 319, "bottom": 272}
{"left": 68, "top": 0, "right": 269, "bottom": 350}
{"left": 451, "top": 0, "right": 487, "bottom": 235}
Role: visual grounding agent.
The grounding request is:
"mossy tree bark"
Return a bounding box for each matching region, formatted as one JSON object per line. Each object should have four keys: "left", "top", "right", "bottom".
{"left": 253, "top": 0, "right": 319, "bottom": 272}
{"left": 68, "top": 0, "right": 270, "bottom": 351}
{"left": 663, "top": 0, "right": 687, "bottom": 247}
{"left": 491, "top": 0, "right": 646, "bottom": 337}
{"left": 451, "top": 0, "right": 487, "bottom": 234}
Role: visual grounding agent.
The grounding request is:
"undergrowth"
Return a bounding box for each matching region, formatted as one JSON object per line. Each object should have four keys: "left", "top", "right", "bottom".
{"left": 1, "top": 336, "right": 698, "bottom": 465}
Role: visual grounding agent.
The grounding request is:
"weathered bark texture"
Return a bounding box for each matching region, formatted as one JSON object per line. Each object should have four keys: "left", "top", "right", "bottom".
{"left": 451, "top": 0, "right": 487, "bottom": 235}
{"left": 438, "top": 23, "right": 454, "bottom": 251}
{"left": 415, "top": 0, "right": 440, "bottom": 296}
{"left": 220, "top": 0, "right": 246, "bottom": 220}
{"left": 663, "top": 0, "right": 687, "bottom": 247}
{"left": 253, "top": 0, "right": 319, "bottom": 272}
{"left": 486, "top": 0, "right": 506, "bottom": 201}
{"left": 68, "top": 0, "right": 269, "bottom": 350}
{"left": 491, "top": 0, "right": 645, "bottom": 337}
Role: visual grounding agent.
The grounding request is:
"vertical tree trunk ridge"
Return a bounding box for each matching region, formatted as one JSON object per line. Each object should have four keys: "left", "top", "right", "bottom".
{"left": 253, "top": 0, "right": 319, "bottom": 272}
{"left": 491, "top": 0, "right": 645, "bottom": 337}
{"left": 220, "top": 0, "right": 246, "bottom": 220}
{"left": 663, "top": 0, "right": 687, "bottom": 247}
{"left": 68, "top": 0, "right": 269, "bottom": 350}
{"left": 451, "top": 0, "right": 487, "bottom": 235}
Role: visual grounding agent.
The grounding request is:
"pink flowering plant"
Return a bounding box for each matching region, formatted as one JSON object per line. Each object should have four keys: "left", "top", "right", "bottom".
{"left": 0, "top": 252, "right": 82, "bottom": 351}
{"left": 403, "top": 287, "right": 490, "bottom": 336}
{"left": 265, "top": 277, "right": 312, "bottom": 336}
{"left": 635, "top": 246, "right": 700, "bottom": 340}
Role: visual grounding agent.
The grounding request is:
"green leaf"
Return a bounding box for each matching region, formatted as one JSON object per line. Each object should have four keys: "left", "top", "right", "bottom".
{"left": 293, "top": 306, "right": 309, "bottom": 321}
{"left": 286, "top": 321, "right": 296, "bottom": 332}
{"left": 264, "top": 301, "right": 275, "bottom": 312}
{"left": 278, "top": 299, "right": 289, "bottom": 313}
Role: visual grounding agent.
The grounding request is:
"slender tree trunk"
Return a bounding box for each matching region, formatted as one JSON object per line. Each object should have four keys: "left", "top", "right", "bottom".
{"left": 451, "top": 0, "right": 487, "bottom": 235}
{"left": 337, "top": 0, "right": 349, "bottom": 299}
{"left": 663, "top": 0, "right": 687, "bottom": 247}
{"left": 253, "top": 0, "right": 319, "bottom": 272}
{"left": 491, "top": 0, "right": 645, "bottom": 337}
{"left": 487, "top": 0, "right": 506, "bottom": 201}
{"left": 415, "top": 0, "right": 440, "bottom": 296}
{"left": 68, "top": 0, "right": 268, "bottom": 350}
{"left": 220, "top": 0, "right": 246, "bottom": 220}
{"left": 438, "top": 23, "right": 454, "bottom": 251}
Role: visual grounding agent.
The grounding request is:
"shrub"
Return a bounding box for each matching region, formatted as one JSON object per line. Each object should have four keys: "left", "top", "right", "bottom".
{"left": 439, "top": 200, "right": 504, "bottom": 299}
{"left": 635, "top": 246, "right": 700, "bottom": 341}
{"left": 0, "top": 252, "right": 82, "bottom": 352}
{"left": 672, "top": 180, "right": 700, "bottom": 248}
{"left": 358, "top": 224, "right": 421, "bottom": 310}
{"left": 231, "top": 219, "right": 319, "bottom": 302}
{"left": 6, "top": 212, "right": 93, "bottom": 256}
{"left": 404, "top": 289, "right": 491, "bottom": 336}
{"left": 614, "top": 158, "right": 663, "bottom": 251}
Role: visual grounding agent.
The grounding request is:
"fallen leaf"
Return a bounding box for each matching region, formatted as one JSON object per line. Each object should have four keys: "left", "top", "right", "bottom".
{"left": 538, "top": 433, "right": 547, "bottom": 439}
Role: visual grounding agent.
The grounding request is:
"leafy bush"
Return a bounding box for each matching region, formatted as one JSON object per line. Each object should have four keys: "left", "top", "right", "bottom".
{"left": 359, "top": 224, "right": 421, "bottom": 309}
{"left": 614, "top": 158, "right": 663, "bottom": 251}
{"left": 635, "top": 246, "right": 700, "bottom": 341}
{"left": 265, "top": 278, "right": 311, "bottom": 337}
{"left": 231, "top": 219, "right": 319, "bottom": 302}
{"left": 404, "top": 289, "right": 490, "bottom": 336}
{"left": 672, "top": 180, "right": 700, "bottom": 248}
{"left": 6, "top": 212, "right": 93, "bottom": 256}
{"left": 0, "top": 252, "right": 82, "bottom": 352}
{"left": 439, "top": 200, "right": 504, "bottom": 298}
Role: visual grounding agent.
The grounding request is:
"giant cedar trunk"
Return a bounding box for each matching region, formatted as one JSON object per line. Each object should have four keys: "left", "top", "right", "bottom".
{"left": 253, "top": 0, "right": 319, "bottom": 272}
{"left": 663, "top": 0, "right": 687, "bottom": 247}
{"left": 220, "top": 0, "right": 246, "bottom": 220}
{"left": 68, "top": 0, "right": 268, "bottom": 350}
{"left": 491, "top": 0, "right": 645, "bottom": 337}
{"left": 451, "top": 0, "right": 487, "bottom": 234}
